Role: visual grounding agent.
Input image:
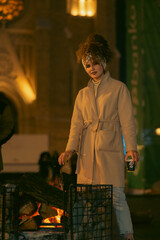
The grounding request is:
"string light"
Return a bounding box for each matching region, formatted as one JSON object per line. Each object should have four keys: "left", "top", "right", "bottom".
{"left": 0, "top": 0, "right": 24, "bottom": 21}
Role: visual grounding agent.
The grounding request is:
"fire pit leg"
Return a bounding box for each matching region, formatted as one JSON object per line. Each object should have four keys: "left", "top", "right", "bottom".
{"left": 1, "top": 186, "right": 6, "bottom": 240}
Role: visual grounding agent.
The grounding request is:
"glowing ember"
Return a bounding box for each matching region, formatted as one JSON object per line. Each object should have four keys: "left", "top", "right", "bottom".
{"left": 42, "top": 208, "right": 64, "bottom": 225}
{"left": 19, "top": 203, "right": 64, "bottom": 229}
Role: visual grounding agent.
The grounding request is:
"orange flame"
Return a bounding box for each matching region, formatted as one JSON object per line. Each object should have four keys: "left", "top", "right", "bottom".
{"left": 40, "top": 208, "right": 64, "bottom": 228}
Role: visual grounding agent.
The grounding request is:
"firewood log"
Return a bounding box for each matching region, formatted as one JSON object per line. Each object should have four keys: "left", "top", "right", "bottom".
{"left": 39, "top": 203, "right": 57, "bottom": 219}
{"left": 19, "top": 215, "right": 42, "bottom": 230}
{"left": 19, "top": 194, "right": 38, "bottom": 216}
{"left": 19, "top": 173, "right": 65, "bottom": 210}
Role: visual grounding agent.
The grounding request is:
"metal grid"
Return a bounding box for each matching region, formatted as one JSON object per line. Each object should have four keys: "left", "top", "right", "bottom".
{"left": 0, "top": 184, "right": 19, "bottom": 240}
{"left": 68, "top": 184, "right": 113, "bottom": 240}
{"left": 0, "top": 184, "right": 67, "bottom": 240}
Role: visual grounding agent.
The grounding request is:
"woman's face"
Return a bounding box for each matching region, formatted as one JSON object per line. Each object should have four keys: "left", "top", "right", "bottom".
{"left": 85, "top": 59, "right": 104, "bottom": 81}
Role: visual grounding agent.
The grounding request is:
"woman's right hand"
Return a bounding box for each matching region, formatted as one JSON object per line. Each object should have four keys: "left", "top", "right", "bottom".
{"left": 58, "top": 150, "right": 73, "bottom": 165}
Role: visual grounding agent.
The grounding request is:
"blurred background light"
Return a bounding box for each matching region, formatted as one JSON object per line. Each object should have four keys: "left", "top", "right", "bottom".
{"left": 66, "top": 0, "right": 97, "bottom": 17}
{"left": 0, "top": 0, "right": 24, "bottom": 21}
{"left": 155, "top": 128, "right": 160, "bottom": 136}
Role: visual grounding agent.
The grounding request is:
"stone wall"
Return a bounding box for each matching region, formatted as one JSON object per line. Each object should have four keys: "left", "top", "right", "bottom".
{"left": 0, "top": 0, "right": 119, "bottom": 157}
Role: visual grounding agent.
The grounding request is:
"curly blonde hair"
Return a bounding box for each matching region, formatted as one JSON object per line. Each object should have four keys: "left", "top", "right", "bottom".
{"left": 76, "top": 33, "right": 112, "bottom": 65}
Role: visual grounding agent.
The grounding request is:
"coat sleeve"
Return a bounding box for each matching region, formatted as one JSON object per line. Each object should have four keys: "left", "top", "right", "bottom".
{"left": 65, "top": 91, "right": 84, "bottom": 152}
{"left": 118, "top": 83, "right": 137, "bottom": 152}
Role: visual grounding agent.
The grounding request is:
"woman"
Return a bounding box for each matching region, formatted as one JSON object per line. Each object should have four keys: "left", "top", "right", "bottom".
{"left": 58, "top": 33, "right": 139, "bottom": 240}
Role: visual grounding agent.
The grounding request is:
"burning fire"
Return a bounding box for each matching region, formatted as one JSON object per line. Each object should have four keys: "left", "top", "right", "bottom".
{"left": 19, "top": 202, "right": 64, "bottom": 229}
{"left": 19, "top": 177, "right": 65, "bottom": 229}
{"left": 39, "top": 178, "right": 64, "bottom": 227}
{"left": 40, "top": 208, "right": 64, "bottom": 228}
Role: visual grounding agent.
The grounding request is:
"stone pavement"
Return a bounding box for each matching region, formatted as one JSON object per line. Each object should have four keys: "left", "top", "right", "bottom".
{"left": 113, "top": 195, "right": 160, "bottom": 240}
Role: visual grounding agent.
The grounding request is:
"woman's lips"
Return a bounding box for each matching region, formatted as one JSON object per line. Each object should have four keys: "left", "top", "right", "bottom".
{"left": 91, "top": 71, "right": 97, "bottom": 75}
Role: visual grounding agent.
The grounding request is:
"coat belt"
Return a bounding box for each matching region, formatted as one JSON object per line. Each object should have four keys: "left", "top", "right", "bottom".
{"left": 83, "top": 119, "right": 119, "bottom": 132}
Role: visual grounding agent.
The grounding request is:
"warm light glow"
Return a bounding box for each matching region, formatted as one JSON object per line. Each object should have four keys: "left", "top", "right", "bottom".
{"left": 19, "top": 203, "right": 64, "bottom": 229}
{"left": 80, "top": 10, "right": 86, "bottom": 16}
{"left": 0, "top": 0, "right": 24, "bottom": 21}
{"left": 18, "top": 79, "right": 36, "bottom": 103}
{"left": 71, "top": 9, "right": 78, "bottom": 16}
{"left": 79, "top": 0, "right": 85, "bottom": 15}
{"left": 40, "top": 208, "right": 64, "bottom": 228}
{"left": 67, "top": 0, "right": 97, "bottom": 17}
{"left": 0, "top": 79, "right": 36, "bottom": 104}
{"left": 155, "top": 128, "right": 160, "bottom": 135}
{"left": 87, "top": 10, "right": 93, "bottom": 16}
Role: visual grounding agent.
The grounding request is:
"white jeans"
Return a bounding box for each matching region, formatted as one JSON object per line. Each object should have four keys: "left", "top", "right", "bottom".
{"left": 113, "top": 187, "right": 133, "bottom": 235}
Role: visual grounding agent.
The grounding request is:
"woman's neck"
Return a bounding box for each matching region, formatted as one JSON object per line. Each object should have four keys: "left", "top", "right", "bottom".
{"left": 92, "top": 78, "right": 101, "bottom": 85}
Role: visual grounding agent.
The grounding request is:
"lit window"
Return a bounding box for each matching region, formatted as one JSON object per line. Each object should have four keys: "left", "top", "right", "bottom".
{"left": 67, "top": 0, "right": 97, "bottom": 17}
{"left": 0, "top": 0, "right": 24, "bottom": 21}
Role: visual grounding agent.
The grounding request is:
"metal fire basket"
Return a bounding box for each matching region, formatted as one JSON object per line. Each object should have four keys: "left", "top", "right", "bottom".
{"left": 0, "top": 184, "right": 19, "bottom": 240}
{"left": 68, "top": 184, "right": 113, "bottom": 240}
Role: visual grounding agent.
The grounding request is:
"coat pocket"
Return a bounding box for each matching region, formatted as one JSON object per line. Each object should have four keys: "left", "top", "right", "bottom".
{"left": 97, "top": 129, "right": 122, "bottom": 152}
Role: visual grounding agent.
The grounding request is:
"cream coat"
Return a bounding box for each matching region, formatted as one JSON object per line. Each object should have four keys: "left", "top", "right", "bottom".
{"left": 66, "top": 72, "right": 137, "bottom": 187}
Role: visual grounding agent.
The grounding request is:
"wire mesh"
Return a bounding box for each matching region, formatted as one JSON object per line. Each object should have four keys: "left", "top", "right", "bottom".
{"left": 68, "top": 184, "right": 113, "bottom": 240}
{"left": 0, "top": 184, "right": 19, "bottom": 240}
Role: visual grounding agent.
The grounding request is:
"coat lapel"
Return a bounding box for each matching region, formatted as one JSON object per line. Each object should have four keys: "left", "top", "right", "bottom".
{"left": 87, "top": 80, "right": 98, "bottom": 118}
{"left": 87, "top": 72, "right": 111, "bottom": 119}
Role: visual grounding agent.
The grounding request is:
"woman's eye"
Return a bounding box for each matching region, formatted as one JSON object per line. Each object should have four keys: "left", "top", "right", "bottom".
{"left": 93, "top": 62, "right": 99, "bottom": 65}
{"left": 86, "top": 64, "right": 90, "bottom": 68}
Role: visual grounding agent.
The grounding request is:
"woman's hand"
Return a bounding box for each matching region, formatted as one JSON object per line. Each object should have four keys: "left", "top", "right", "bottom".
{"left": 125, "top": 150, "right": 140, "bottom": 165}
{"left": 58, "top": 150, "right": 74, "bottom": 165}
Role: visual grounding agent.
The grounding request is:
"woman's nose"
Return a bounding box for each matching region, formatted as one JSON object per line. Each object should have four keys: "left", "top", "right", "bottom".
{"left": 90, "top": 64, "right": 95, "bottom": 70}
